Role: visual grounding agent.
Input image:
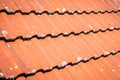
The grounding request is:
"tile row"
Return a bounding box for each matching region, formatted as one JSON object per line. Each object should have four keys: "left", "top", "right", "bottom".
{"left": 0, "top": 30, "right": 120, "bottom": 78}
{"left": 0, "top": 0, "right": 120, "bottom": 12}
{"left": 17, "top": 52, "right": 120, "bottom": 80}
{"left": 0, "top": 12, "right": 120, "bottom": 39}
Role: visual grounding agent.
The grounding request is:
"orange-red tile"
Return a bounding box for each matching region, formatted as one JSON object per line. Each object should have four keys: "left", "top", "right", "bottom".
{"left": 0, "top": 30, "right": 120, "bottom": 78}
{"left": 18, "top": 52, "right": 120, "bottom": 80}
{"left": 0, "top": 0, "right": 119, "bottom": 12}
{"left": 0, "top": 12, "right": 120, "bottom": 39}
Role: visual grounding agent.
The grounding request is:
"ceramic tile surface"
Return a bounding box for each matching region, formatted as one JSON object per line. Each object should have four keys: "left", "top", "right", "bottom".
{"left": 0, "top": 0, "right": 120, "bottom": 80}
{"left": 0, "top": 0, "right": 120, "bottom": 12}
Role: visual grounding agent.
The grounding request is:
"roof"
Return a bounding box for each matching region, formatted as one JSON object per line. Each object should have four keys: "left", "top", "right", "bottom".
{"left": 0, "top": 0, "right": 120, "bottom": 80}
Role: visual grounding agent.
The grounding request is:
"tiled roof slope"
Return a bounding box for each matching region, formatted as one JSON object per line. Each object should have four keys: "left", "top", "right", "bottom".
{"left": 0, "top": 0, "right": 120, "bottom": 13}
{"left": 0, "top": 0, "right": 120, "bottom": 80}
{"left": 0, "top": 12, "right": 120, "bottom": 39}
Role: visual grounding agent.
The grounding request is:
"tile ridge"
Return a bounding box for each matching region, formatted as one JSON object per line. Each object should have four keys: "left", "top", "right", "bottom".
{"left": 0, "top": 27, "right": 119, "bottom": 42}
{"left": 0, "top": 9, "right": 120, "bottom": 15}
{"left": 1, "top": 50, "right": 120, "bottom": 80}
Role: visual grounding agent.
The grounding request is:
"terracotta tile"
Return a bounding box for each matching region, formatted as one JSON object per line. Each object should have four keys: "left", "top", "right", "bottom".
{"left": 0, "top": 0, "right": 119, "bottom": 12}
{"left": 0, "top": 30, "right": 120, "bottom": 79}
{"left": 18, "top": 52, "right": 120, "bottom": 80}
{"left": 105, "top": 0, "right": 120, "bottom": 10}
{"left": 0, "top": 12, "right": 120, "bottom": 39}
{"left": 0, "top": 41, "right": 24, "bottom": 78}
{"left": 0, "top": 1, "right": 120, "bottom": 80}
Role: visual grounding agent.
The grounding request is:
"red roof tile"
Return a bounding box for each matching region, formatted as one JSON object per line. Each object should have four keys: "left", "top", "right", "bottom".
{"left": 0, "top": 30, "right": 120, "bottom": 79}
{"left": 0, "top": 0, "right": 120, "bottom": 80}
{"left": 22, "top": 53, "right": 120, "bottom": 80}
{"left": 0, "top": 12, "right": 120, "bottom": 39}
{"left": 0, "top": 0, "right": 120, "bottom": 13}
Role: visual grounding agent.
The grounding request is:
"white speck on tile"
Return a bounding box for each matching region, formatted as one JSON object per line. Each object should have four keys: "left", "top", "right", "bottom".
{"left": 0, "top": 72, "right": 4, "bottom": 77}
{"left": 63, "top": 32, "right": 68, "bottom": 35}
{"left": 110, "top": 27, "right": 115, "bottom": 30}
{"left": 2, "top": 30, "right": 8, "bottom": 37}
{"left": 7, "top": 44, "right": 10, "bottom": 48}
{"left": 78, "top": 10, "right": 81, "bottom": 13}
{"left": 10, "top": 67, "right": 13, "bottom": 71}
{"left": 104, "top": 51, "right": 110, "bottom": 55}
{"left": 83, "top": 31, "right": 87, "bottom": 34}
{"left": 77, "top": 57, "right": 83, "bottom": 62}
{"left": 10, "top": 75, "right": 14, "bottom": 79}
{"left": 100, "top": 69, "right": 104, "bottom": 72}
{"left": 31, "top": 70, "right": 36, "bottom": 74}
{"left": 101, "top": 28, "right": 105, "bottom": 31}
{"left": 62, "top": 8, "right": 66, "bottom": 12}
{"left": 88, "top": 24, "right": 93, "bottom": 29}
{"left": 69, "top": 10, "right": 74, "bottom": 13}
{"left": 84, "top": 58, "right": 88, "bottom": 61}
{"left": 50, "top": 67, "right": 53, "bottom": 69}
{"left": 14, "top": 65, "right": 18, "bottom": 69}
{"left": 48, "top": 14, "right": 52, "bottom": 16}
{"left": 51, "top": 33, "right": 56, "bottom": 36}
{"left": 27, "top": 35, "right": 32, "bottom": 38}
{"left": 61, "top": 61, "right": 67, "bottom": 66}
{"left": 40, "top": 34, "right": 46, "bottom": 37}
{"left": 112, "top": 69, "right": 115, "bottom": 72}
{"left": 37, "top": 15, "right": 41, "bottom": 16}
{"left": 103, "top": 50, "right": 110, "bottom": 55}
{"left": 4, "top": 6, "right": 9, "bottom": 10}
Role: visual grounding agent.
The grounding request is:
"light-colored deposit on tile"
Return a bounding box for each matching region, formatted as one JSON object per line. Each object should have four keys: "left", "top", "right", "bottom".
{"left": 10, "top": 67, "right": 13, "bottom": 71}
{"left": 103, "top": 50, "right": 110, "bottom": 55}
{"left": 14, "top": 63, "right": 18, "bottom": 69}
{"left": 63, "top": 32, "right": 68, "bottom": 35}
{"left": 31, "top": 70, "right": 36, "bottom": 74}
{"left": 62, "top": 8, "right": 66, "bottom": 12}
{"left": 40, "top": 34, "right": 46, "bottom": 37}
{"left": 10, "top": 75, "right": 15, "bottom": 79}
{"left": 0, "top": 72, "right": 4, "bottom": 77}
{"left": 83, "top": 31, "right": 87, "bottom": 34}
{"left": 2, "top": 30, "right": 8, "bottom": 37}
{"left": 7, "top": 44, "right": 11, "bottom": 48}
{"left": 77, "top": 57, "right": 83, "bottom": 62}
{"left": 61, "top": 61, "right": 67, "bottom": 66}
{"left": 51, "top": 33, "right": 57, "bottom": 36}
{"left": 112, "top": 69, "right": 115, "bottom": 72}
{"left": 110, "top": 27, "right": 115, "bottom": 30}
{"left": 88, "top": 24, "right": 93, "bottom": 29}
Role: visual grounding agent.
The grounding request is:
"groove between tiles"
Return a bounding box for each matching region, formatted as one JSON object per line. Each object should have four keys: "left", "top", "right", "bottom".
{"left": 0, "top": 9, "right": 120, "bottom": 15}
{"left": 0, "top": 27, "right": 119, "bottom": 42}
{"left": 1, "top": 50, "right": 120, "bottom": 80}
